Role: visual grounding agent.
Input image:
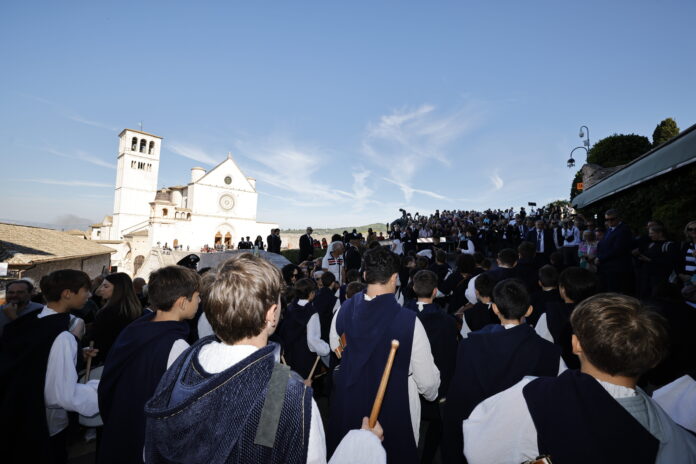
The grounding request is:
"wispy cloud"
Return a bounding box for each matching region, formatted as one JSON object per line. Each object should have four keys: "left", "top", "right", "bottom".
{"left": 490, "top": 171, "right": 504, "bottom": 190}
{"left": 65, "top": 114, "right": 118, "bottom": 132}
{"left": 21, "top": 178, "right": 112, "bottom": 188}
{"left": 169, "top": 142, "right": 219, "bottom": 166}
{"left": 46, "top": 148, "right": 116, "bottom": 169}
{"left": 362, "top": 103, "right": 482, "bottom": 201}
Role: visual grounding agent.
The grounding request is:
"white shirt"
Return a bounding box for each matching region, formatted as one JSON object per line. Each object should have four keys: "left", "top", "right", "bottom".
{"left": 300, "top": 299, "right": 331, "bottom": 367}
{"left": 197, "top": 341, "right": 385, "bottom": 464}
{"left": 322, "top": 252, "right": 345, "bottom": 285}
{"left": 534, "top": 312, "right": 553, "bottom": 343}
{"left": 39, "top": 306, "right": 99, "bottom": 436}
{"left": 563, "top": 226, "right": 581, "bottom": 247}
{"left": 459, "top": 239, "right": 475, "bottom": 255}
{"left": 391, "top": 239, "right": 404, "bottom": 255}
{"left": 197, "top": 312, "right": 214, "bottom": 339}
{"left": 465, "top": 275, "right": 479, "bottom": 305}
{"left": 653, "top": 375, "right": 696, "bottom": 434}
{"left": 463, "top": 376, "right": 696, "bottom": 464}
{"left": 329, "top": 293, "right": 440, "bottom": 442}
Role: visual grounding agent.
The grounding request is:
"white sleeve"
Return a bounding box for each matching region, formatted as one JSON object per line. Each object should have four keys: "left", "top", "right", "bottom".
{"left": 197, "top": 312, "right": 214, "bottom": 339}
{"left": 167, "top": 339, "right": 190, "bottom": 369}
{"left": 307, "top": 313, "right": 330, "bottom": 357}
{"left": 465, "top": 275, "right": 478, "bottom": 305}
{"left": 652, "top": 375, "right": 696, "bottom": 434}
{"left": 462, "top": 240, "right": 475, "bottom": 255}
{"left": 44, "top": 331, "right": 99, "bottom": 417}
{"left": 306, "top": 399, "right": 328, "bottom": 464}
{"left": 329, "top": 308, "right": 341, "bottom": 351}
{"left": 558, "top": 357, "right": 568, "bottom": 375}
{"left": 321, "top": 254, "right": 330, "bottom": 271}
{"left": 69, "top": 316, "right": 85, "bottom": 340}
{"left": 329, "top": 429, "right": 386, "bottom": 464}
{"left": 410, "top": 319, "right": 440, "bottom": 401}
{"left": 460, "top": 316, "right": 472, "bottom": 339}
{"left": 463, "top": 377, "right": 539, "bottom": 464}
{"left": 332, "top": 298, "right": 341, "bottom": 313}
{"left": 534, "top": 313, "right": 554, "bottom": 343}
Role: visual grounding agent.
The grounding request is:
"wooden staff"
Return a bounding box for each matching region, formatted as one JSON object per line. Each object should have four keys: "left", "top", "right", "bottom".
{"left": 280, "top": 354, "right": 288, "bottom": 365}
{"left": 306, "top": 355, "right": 321, "bottom": 381}
{"left": 83, "top": 341, "right": 95, "bottom": 384}
{"left": 368, "top": 339, "right": 399, "bottom": 428}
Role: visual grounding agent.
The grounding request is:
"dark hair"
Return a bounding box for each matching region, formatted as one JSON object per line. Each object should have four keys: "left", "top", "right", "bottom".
{"left": 538, "top": 265, "right": 559, "bottom": 288}
{"left": 434, "top": 249, "right": 447, "bottom": 264}
{"left": 345, "top": 269, "right": 361, "bottom": 283}
{"left": 549, "top": 251, "right": 564, "bottom": 266}
{"left": 148, "top": 265, "right": 202, "bottom": 312}
{"left": 331, "top": 233, "right": 343, "bottom": 243}
{"left": 346, "top": 281, "right": 366, "bottom": 299}
{"left": 474, "top": 273, "right": 495, "bottom": 299}
{"left": 571, "top": 293, "right": 668, "bottom": 377}
{"left": 559, "top": 267, "right": 598, "bottom": 303}
{"left": 497, "top": 248, "right": 517, "bottom": 266}
{"left": 415, "top": 255, "right": 430, "bottom": 270}
{"left": 40, "top": 270, "right": 90, "bottom": 302}
{"left": 5, "top": 279, "right": 33, "bottom": 293}
{"left": 492, "top": 278, "right": 530, "bottom": 320}
{"left": 103, "top": 273, "right": 142, "bottom": 320}
{"left": 363, "top": 246, "right": 400, "bottom": 285}
{"left": 320, "top": 271, "right": 336, "bottom": 288}
{"left": 205, "top": 254, "right": 285, "bottom": 344}
{"left": 294, "top": 278, "right": 317, "bottom": 300}
{"left": 473, "top": 252, "right": 485, "bottom": 265}
{"left": 455, "top": 254, "right": 476, "bottom": 275}
{"left": 413, "top": 270, "right": 438, "bottom": 298}
{"left": 281, "top": 264, "right": 302, "bottom": 285}
{"left": 480, "top": 258, "right": 492, "bottom": 270}
{"left": 517, "top": 241, "right": 536, "bottom": 260}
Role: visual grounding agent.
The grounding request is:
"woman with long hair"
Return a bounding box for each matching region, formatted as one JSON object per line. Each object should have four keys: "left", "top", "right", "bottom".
{"left": 83, "top": 272, "right": 142, "bottom": 365}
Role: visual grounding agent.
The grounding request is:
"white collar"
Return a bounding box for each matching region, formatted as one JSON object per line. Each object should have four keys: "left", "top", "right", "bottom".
{"left": 596, "top": 379, "right": 636, "bottom": 398}
{"left": 297, "top": 299, "right": 309, "bottom": 306}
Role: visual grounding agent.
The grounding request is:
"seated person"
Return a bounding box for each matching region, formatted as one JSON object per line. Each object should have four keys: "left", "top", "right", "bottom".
{"left": 463, "top": 293, "right": 696, "bottom": 463}
{"left": 443, "top": 278, "right": 563, "bottom": 464}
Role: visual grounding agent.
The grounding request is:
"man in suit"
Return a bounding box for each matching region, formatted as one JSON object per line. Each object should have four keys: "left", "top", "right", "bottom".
{"left": 597, "top": 209, "right": 634, "bottom": 294}
{"left": 267, "top": 228, "right": 281, "bottom": 254}
{"left": 526, "top": 220, "right": 556, "bottom": 267}
{"left": 299, "top": 227, "right": 314, "bottom": 262}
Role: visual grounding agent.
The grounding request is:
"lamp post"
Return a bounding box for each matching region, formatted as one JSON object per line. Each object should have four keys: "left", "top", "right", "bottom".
{"left": 579, "top": 125, "right": 590, "bottom": 149}
{"left": 567, "top": 146, "right": 588, "bottom": 168}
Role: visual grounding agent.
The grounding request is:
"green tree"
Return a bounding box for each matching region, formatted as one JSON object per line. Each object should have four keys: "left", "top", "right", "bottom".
{"left": 652, "top": 118, "right": 680, "bottom": 147}
{"left": 570, "top": 169, "right": 583, "bottom": 199}
{"left": 586, "top": 134, "right": 652, "bottom": 168}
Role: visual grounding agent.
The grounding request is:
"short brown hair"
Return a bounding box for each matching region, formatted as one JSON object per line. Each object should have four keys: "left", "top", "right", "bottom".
{"left": 40, "top": 270, "right": 90, "bottom": 302}
{"left": 346, "top": 281, "right": 366, "bottom": 299}
{"left": 148, "top": 265, "right": 202, "bottom": 311}
{"left": 570, "top": 293, "right": 668, "bottom": 377}
{"left": 205, "top": 253, "right": 285, "bottom": 344}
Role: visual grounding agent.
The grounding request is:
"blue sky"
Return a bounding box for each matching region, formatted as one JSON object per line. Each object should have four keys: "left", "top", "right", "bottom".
{"left": 1, "top": 1, "right": 694, "bottom": 228}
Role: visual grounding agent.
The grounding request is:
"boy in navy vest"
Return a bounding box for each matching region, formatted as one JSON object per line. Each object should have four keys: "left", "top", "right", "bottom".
{"left": 281, "top": 278, "right": 330, "bottom": 380}
{"left": 404, "top": 270, "right": 458, "bottom": 464}
{"left": 98, "top": 265, "right": 201, "bottom": 464}
{"left": 463, "top": 293, "right": 696, "bottom": 463}
{"left": 527, "top": 264, "right": 562, "bottom": 328}
{"left": 442, "top": 278, "right": 563, "bottom": 464}
{"left": 144, "top": 253, "right": 386, "bottom": 464}
{"left": 535, "top": 266, "right": 598, "bottom": 369}
{"left": 0, "top": 269, "right": 99, "bottom": 464}
{"left": 328, "top": 246, "right": 440, "bottom": 464}
{"left": 459, "top": 273, "right": 498, "bottom": 338}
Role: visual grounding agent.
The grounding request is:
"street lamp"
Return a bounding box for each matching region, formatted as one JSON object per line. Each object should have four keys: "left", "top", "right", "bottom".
{"left": 568, "top": 146, "right": 588, "bottom": 169}
{"left": 579, "top": 125, "right": 590, "bottom": 149}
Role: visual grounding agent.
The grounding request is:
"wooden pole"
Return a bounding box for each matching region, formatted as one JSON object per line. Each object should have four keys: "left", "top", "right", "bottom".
{"left": 83, "top": 341, "right": 95, "bottom": 384}
{"left": 368, "top": 339, "right": 399, "bottom": 428}
{"left": 306, "top": 355, "right": 321, "bottom": 381}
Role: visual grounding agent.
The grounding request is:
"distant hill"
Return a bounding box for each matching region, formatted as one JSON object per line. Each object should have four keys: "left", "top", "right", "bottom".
{"left": 282, "top": 223, "right": 388, "bottom": 235}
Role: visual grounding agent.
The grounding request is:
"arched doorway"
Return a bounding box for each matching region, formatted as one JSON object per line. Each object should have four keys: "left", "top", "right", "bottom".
{"left": 134, "top": 255, "right": 145, "bottom": 275}
{"left": 224, "top": 233, "right": 232, "bottom": 248}
{"left": 214, "top": 232, "right": 222, "bottom": 245}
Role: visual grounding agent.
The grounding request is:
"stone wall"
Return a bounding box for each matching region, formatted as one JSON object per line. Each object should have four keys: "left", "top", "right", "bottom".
{"left": 21, "top": 253, "right": 112, "bottom": 282}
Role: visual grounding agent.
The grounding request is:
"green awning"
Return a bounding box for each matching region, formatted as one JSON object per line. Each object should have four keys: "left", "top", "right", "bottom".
{"left": 572, "top": 123, "right": 696, "bottom": 209}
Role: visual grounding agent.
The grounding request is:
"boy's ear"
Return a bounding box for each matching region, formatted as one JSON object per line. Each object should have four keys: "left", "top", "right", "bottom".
{"left": 61, "top": 288, "right": 73, "bottom": 301}
{"left": 525, "top": 305, "right": 533, "bottom": 318}
{"left": 571, "top": 334, "right": 582, "bottom": 356}
{"left": 431, "top": 288, "right": 438, "bottom": 299}
{"left": 491, "top": 303, "right": 501, "bottom": 317}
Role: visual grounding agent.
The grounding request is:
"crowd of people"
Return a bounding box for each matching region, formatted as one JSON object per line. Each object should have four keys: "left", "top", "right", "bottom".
{"left": 1, "top": 205, "right": 695, "bottom": 464}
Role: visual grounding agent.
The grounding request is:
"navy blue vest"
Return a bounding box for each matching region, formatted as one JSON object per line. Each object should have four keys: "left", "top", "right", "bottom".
{"left": 0, "top": 310, "right": 69, "bottom": 464}
{"left": 545, "top": 301, "right": 579, "bottom": 369}
{"left": 280, "top": 301, "right": 317, "bottom": 378}
{"left": 313, "top": 287, "right": 337, "bottom": 344}
{"left": 328, "top": 292, "right": 416, "bottom": 464}
{"left": 442, "top": 324, "right": 561, "bottom": 464}
{"left": 463, "top": 301, "right": 499, "bottom": 332}
{"left": 523, "top": 370, "right": 659, "bottom": 464}
{"left": 98, "top": 312, "right": 189, "bottom": 464}
{"left": 144, "top": 339, "right": 311, "bottom": 464}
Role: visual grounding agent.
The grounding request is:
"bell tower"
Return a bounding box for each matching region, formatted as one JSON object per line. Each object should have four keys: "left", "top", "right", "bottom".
{"left": 110, "top": 129, "right": 162, "bottom": 239}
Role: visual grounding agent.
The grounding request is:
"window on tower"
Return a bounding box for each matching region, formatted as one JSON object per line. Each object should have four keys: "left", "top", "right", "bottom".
{"left": 131, "top": 137, "right": 137, "bottom": 151}
{"left": 162, "top": 208, "right": 168, "bottom": 217}
{"left": 149, "top": 141, "right": 155, "bottom": 154}
{"left": 140, "top": 139, "right": 147, "bottom": 153}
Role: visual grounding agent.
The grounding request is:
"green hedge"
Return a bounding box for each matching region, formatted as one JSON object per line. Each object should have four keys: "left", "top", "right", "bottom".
{"left": 577, "top": 163, "right": 696, "bottom": 240}
{"left": 281, "top": 247, "right": 327, "bottom": 264}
